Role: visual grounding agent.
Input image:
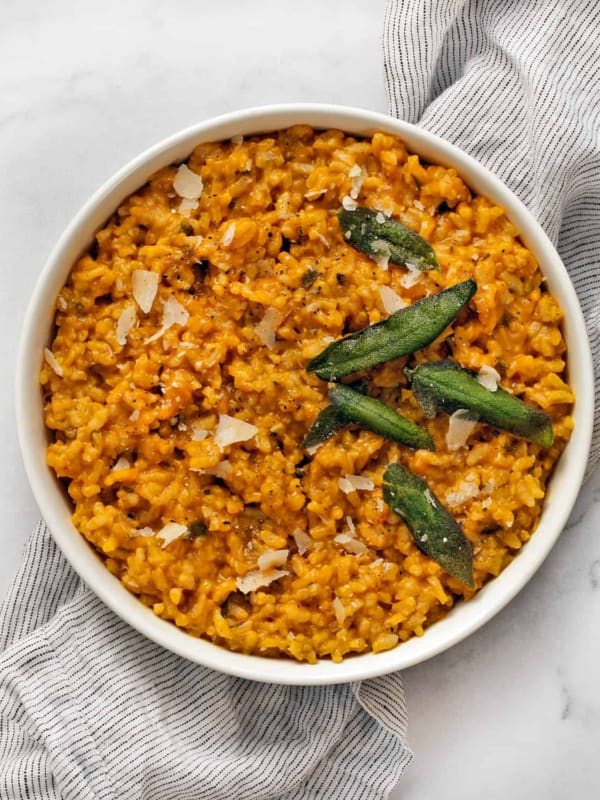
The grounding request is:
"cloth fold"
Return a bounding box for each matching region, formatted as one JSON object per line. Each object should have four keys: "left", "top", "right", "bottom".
{"left": 0, "top": 524, "right": 412, "bottom": 799}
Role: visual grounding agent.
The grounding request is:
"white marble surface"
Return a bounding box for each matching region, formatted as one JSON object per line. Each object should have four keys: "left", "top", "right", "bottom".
{"left": 1, "top": 1, "right": 599, "bottom": 796}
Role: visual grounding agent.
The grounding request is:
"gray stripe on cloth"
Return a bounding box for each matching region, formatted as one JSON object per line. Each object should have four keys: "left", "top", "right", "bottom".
{"left": 0, "top": 524, "right": 412, "bottom": 799}
{"left": 384, "top": 0, "right": 600, "bottom": 474}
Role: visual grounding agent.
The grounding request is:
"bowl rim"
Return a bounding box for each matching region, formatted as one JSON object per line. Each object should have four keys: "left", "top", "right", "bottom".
{"left": 16, "top": 103, "right": 594, "bottom": 684}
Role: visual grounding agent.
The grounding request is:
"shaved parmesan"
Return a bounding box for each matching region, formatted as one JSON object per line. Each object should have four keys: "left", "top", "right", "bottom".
{"left": 306, "top": 442, "right": 322, "bottom": 456}
{"left": 44, "top": 347, "right": 63, "bottom": 377}
{"left": 305, "top": 188, "right": 327, "bottom": 200}
{"left": 190, "top": 423, "right": 210, "bottom": 441}
{"left": 342, "top": 195, "right": 358, "bottom": 211}
{"left": 178, "top": 198, "right": 199, "bottom": 216}
{"left": 348, "top": 165, "right": 365, "bottom": 200}
{"left": 199, "top": 460, "right": 233, "bottom": 480}
{"left": 400, "top": 262, "right": 423, "bottom": 288}
{"left": 379, "top": 286, "right": 406, "bottom": 314}
{"left": 173, "top": 164, "right": 204, "bottom": 200}
{"left": 334, "top": 533, "right": 368, "bottom": 555}
{"left": 257, "top": 549, "right": 289, "bottom": 571}
{"left": 370, "top": 239, "right": 391, "bottom": 270}
{"left": 375, "top": 211, "right": 386, "bottom": 224}
{"left": 116, "top": 305, "right": 136, "bottom": 345}
{"left": 129, "top": 409, "right": 140, "bottom": 421}
{"left": 332, "top": 596, "right": 346, "bottom": 624}
{"left": 446, "top": 480, "right": 480, "bottom": 508}
{"left": 338, "top": 474, "right": 375, "bottom": 494}
{"left": 215, "top": 414, "right": 258, "bottom": 449}
{"left": 144, "top": 296, "right": 189, "bottom": 344}
{"left": 111, "top": 456, "right": 131, "bottom": 471}
{"left": 157, "top": 522, "right": 188, "bottom": 548}
{"left": 291, "top": 527, "right": 312, "bottom": 555}
{"left": 477, "top": 365, "right": 501, "bottom": 392}
{"left": 255, "top": 307, "right": 283, "bottom": 349}
{"left": 137, "top": 526, "right": 154, "bottom": 537}
{"left": 345, "top": 515, "right": 356, "bottom": 536}
{"left": 446, "top": 409, "right": 477, "bottom": 451}
{"left": 221, "top": 222, "right": 236, "bottom": 247}
{"left": 424, "top": 488, "right": 436, "bottom": 506}
{"left": 236, "top": 569, "right": 289, "bottom": 594}
{"left": 132, "top": 270, "right": 158, "bottom": 313}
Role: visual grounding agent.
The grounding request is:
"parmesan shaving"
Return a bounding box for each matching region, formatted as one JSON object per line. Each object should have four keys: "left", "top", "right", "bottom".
{"left": 291, "top": 527, "right": 312, "bottom": 555}
{"left": 44, "top": 347, "right": 63, "bottom": 377}
{"left": 400, "top": 262, "right": 423, "bottom": 288}
{"left": 446, "top": 480, "right": 480, "bottom": 508}
{"left": 305, "top": 188, "right": 327, "bottom": 200}
{"left": 236, "top": 569, "right": 289, "bottom": 594}
{"left": 200, "top": 460, "right": 233, "bottom": 480}
{"left": 137, "top": 526, "right": 154, "bottom": 537}
{"left": 334, "top": 533, "right": 368, "bottom": 555}
{"left": 446, "top": 409, "right": 477, "bottom": 451}
{"left": 221, "top": 222, "right": 236, "bottom": 247}
{"left": 178, "top": 198, "right": 199, "bottom": 216}
{"left": 332, "top": 596, "right": 346, "bottom": 624}
{"left": 214, "top": 414, "right": 258, "bottom": 449}
{"left": 424, "top": 488, "right": 436, "bottom": 506}
{"left": 477, "top": 365, "right": 501, "bottom": 392}
{"left": 116, "top": 305, "right": 136, "bottom": 346}
{"left": 257, "top": 549, "right": 289, "bottom": 571}
{"left": 144, "top": 296, "right": 189, "bottom": 344}
{"left": 157, "top": 522, "right": 188, "bottom": 548}
{"left": 129, "top": 409, "right": 140, "bottom": 421}
{"left": 190, "top": 423, "right": 210, "bottom": 441}
{"left": 339, "top": 474, "right": 375, "bottom": 493}
{"left": 348, "top": 165, "right": 365, "bottom": 200}
{"left": 370, "top": 239, "right": 391, "bottom": 270}
{"left": 173, "top": 164, "right": 204, "bottom": 200}
{"left": 111, "top": 456, "right": 131, "bottom": 472}
{"left": 342, "top": 195, "right": 358, "bottom": 211}
{"left": 379, "top": 285, "right": 406, "bottom": 314}
{"left": 132, "top": 270, "right": 158, "bottom": 313}
{"left": 255, "top": 307, "right": 283, "bottom": 349}
{"left": 375, "top": 211, "right": 386, "bottom": 224}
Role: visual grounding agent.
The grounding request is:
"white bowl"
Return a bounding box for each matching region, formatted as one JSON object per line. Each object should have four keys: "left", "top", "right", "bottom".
{"left": 16, "top": 104, "right": 594, "bottom": 685}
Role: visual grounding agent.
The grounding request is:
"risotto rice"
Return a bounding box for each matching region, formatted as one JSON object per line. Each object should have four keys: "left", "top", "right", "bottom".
{"left": 41, "top": 126, "right": 574, "bottom": 662}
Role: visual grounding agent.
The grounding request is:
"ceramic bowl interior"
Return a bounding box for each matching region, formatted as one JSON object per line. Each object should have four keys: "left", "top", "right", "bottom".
{"left": 16, "top": 104, "right": 594, "bottom": 684}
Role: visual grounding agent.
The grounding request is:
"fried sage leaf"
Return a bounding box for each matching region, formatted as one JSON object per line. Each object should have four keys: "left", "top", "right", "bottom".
{"left": 338, "top": 206, "right": 439, "bottom": 271}
{"left": 409, "top": 360, "right": 554, "bottom": 447}
{"left": 306, "top": 279, "right": 476, "bottom": 381}
{"left": 328, "top": 384, "right": 434, "bottom": 450}
{"left": 303, "top": 382, "right": 368, "bottom": 449}
{"left": 382, "top": 463, "right": 474, "bottom": 588}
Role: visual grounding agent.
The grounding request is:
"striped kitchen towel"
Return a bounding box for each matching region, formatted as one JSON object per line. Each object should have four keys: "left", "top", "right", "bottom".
{"left": 0, "top": 523, "right": 412, "bottom": 799}
{"left": 384, "top": 0, "right": 600, "bottom": 473}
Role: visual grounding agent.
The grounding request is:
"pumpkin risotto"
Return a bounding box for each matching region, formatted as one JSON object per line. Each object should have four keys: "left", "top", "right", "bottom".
{"left": 41, "top": 126, "right": 574, "bottom": 663}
